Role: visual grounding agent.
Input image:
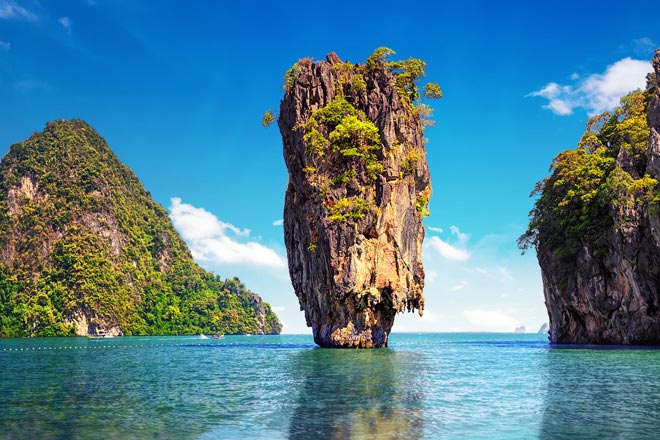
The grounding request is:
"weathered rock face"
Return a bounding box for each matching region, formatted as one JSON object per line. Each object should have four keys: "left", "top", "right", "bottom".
{"left": 534, "top": 49, "right": 660, "bottom": 344}
{"left": 279, "top": 53, "right": 431, "bottom": 348}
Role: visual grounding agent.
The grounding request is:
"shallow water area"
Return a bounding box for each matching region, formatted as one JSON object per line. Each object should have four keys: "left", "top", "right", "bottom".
{"left": 2, "top": 333, "right": 660, "bottom": 439}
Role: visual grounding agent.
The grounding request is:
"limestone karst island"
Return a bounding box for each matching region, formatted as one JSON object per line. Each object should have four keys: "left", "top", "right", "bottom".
{"left": 0, "top": 120, "right": 281, "bottom": 337}
{"left": 521, "top": 49, "right": 660, "bottom": 345}
{"left": 276, "top": 48, "right": 441, "bottom": 348}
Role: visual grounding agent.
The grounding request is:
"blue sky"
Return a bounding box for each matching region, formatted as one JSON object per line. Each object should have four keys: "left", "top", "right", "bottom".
{"left": 1, "top": 0, "right": 659, "bottom": 333}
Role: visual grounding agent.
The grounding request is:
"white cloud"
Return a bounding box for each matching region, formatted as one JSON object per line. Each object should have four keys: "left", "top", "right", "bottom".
{"left": 0, "top": 40, "right": 9, "bottom": 50}
{"left": 528, "top": 57, "right": 652, "bottom": 116}
{"left": 450, "top": 225, "right": 469, "bottom": 242}
{"left": 425, "top": 236, "right": 470, "bottom": 261}
{"left": 272, "top": 219, "right": 283, "bottom": 226}
{"left": 463, "top": 309, "right": 521, "bottom": 332}
{"left": 0, "top": 1, "right": 36, "bottom": 20}
{"left": 632, "top": 37, "right": 656, "bottom": 56}
{"left": 427, "top": 226, "right": 443, "bottom": 234}
{"left": 58, "top": 16, "right": 71, "bottom": 33}
{"left": 169, "top": 197, "right": 285, "bottom": 268}
{"left": 497, "top": 266, "right": 514, "bottom": 282}
{"left": 448, "top": 280, "right": 468, "bottom": 292}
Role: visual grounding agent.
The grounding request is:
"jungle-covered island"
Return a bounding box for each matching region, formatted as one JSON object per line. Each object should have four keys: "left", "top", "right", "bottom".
{"left": 520, "top": 49, "right": 660, "bottom": 344}
{"left": 0, "top": 120, "right": 281, "bottom": 337}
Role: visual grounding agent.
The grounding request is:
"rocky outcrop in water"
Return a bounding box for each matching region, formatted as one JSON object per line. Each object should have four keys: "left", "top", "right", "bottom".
{"left": 279, "top": 51, "right": 435, "bottom": 347}
{"left": 522, "top": 49, "right": 660, "bottom": 344}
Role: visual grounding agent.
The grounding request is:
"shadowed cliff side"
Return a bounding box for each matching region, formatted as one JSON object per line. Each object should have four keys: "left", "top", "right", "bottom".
{"left": 278, "top": 49, "right": 440, "bottom": 347}
{"left": 520, "top": 49, "right": 660, "bottom": 344}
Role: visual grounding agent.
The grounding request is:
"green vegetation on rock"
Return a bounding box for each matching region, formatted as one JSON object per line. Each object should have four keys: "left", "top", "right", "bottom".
{"left": 329, "top": 197, "right": 371, "bottom": 222}
{"left": 304, "top": 96, "right": 382, "bottom": 174}
{"left": 302, "top": 96, "right": 382, "bottom": 223}
{"left": 0, "top": 120, "right": 281, "bottom": 337}
{"left": 519, "top": 89, "right": 658, "bottom": 261}
{"left": 281, "top": 48, "right": 441, "bottom": 225}
{"left": 262, "top": 110, "right": 276, "bottom": 128}
{"left": 367, "top": 46, "right": 442, "bottom": 106}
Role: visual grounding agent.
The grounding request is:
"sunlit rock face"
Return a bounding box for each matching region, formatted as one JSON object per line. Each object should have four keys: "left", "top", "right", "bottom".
{"left": 279, "top": 53, "right": 431, "bottom": 348}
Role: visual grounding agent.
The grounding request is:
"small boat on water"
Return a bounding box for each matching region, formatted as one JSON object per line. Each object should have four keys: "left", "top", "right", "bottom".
{"left": 211, "top": 334, "right": 224, "bottom": 339}
{"left": 200, "top": 334, "right": 208, "bottom": 339}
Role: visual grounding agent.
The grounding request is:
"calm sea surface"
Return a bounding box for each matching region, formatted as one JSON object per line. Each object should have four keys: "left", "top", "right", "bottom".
{"left": 1, "top": 333, "right": 660, "bottom": 439}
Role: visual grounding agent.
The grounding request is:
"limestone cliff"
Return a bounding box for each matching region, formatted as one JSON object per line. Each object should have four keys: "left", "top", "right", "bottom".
{"left": 278, "top": 50, "right": 436, "bottom": 347}
{"left": 521, "top": 49, "right": 660, "bottom": 344}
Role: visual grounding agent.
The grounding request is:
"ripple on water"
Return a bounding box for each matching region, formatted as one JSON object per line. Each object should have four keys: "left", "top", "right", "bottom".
{"left": 2, "top": 333, "right": 660, "bottom": 439}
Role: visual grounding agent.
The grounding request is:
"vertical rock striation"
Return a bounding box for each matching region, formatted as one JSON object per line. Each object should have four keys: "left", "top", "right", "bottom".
{"left": 278, "top": 52, "right": 432, "bottom": 348}
{"left": 525, "top": 49, "right": 660, "bottom": 344}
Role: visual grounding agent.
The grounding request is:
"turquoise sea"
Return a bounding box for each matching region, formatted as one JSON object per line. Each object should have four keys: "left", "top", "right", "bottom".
{"left": 1, "top": 333, "right": 660, "bottom": 439}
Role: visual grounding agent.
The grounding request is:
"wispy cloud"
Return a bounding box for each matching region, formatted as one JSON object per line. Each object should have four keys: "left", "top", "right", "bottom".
{"left": 528, "top": 57, "right": 652, "bottom": 116}
{"left": 0, "top": 1, "right": 36, "bottom": 21}
{"left": 58, "top": 16, "right": 72, "bottom": 33}
{"left": 169, "top": 197, "right": 285, "bottom": 268}
{"left": 463, "top": 309, "right": 520, "bottom": 332}
{"left": 272, "top": 219, "right": 283, "bottom": 226}
{"left": 450, "top": 225, "right": 469, "bottom": 241}
{"left": 448, "top": 280, "right": 468, "bottom": 292}
{"left": 424, "top": 224, "right": 470, "bottom": 261}
{"left": 0, "top": 40, "right": 9, "bottom": 50}
{"left": 425, "top": 236, "right": 470, "bottom": 261}
{"left": 497, "top": 266, "right": 514, "bottom": 282}
{"left": 632, "top": 37, "right": 657, "bottom": 56}
{"left": 427, "top": 226, "right": 443, "bottom": 234}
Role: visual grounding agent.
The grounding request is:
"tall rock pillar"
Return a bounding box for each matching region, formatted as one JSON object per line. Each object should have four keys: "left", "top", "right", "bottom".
{"left": 278, "top": 52, "right": 432, "bottom": 348}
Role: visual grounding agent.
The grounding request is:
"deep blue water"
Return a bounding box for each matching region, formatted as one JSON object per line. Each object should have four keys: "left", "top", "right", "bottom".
{"left": 1, "top": 333, "right": 660, "bottom": 439}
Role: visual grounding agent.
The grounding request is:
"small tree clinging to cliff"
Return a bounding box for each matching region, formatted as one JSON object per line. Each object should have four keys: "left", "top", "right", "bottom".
{"left": 366, "top": 46, "right": 443, "bottom": 105}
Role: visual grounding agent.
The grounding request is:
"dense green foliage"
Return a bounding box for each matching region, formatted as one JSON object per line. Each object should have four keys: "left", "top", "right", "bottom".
{"left": 0, "top": 120, "right": 281, "bottom": 337}
{"left": 328, "top": 197, "right": 371, "bottom": 222}
{"left": 302, "top": 96, "right": 383, "bottom": 223}
{"left": 303, "top": 96, "right": 381, "bottom": 171}
{"left": 519, "top": 90, "right": 658, "bottom": 261}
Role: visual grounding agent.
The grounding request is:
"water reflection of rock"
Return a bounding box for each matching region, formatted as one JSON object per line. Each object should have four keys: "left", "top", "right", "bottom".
{"left": 538, "top": 348, "right": 660, "bottom": 439}
{"left": 288, "top": 348, "right": 425, "bottom": 439}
